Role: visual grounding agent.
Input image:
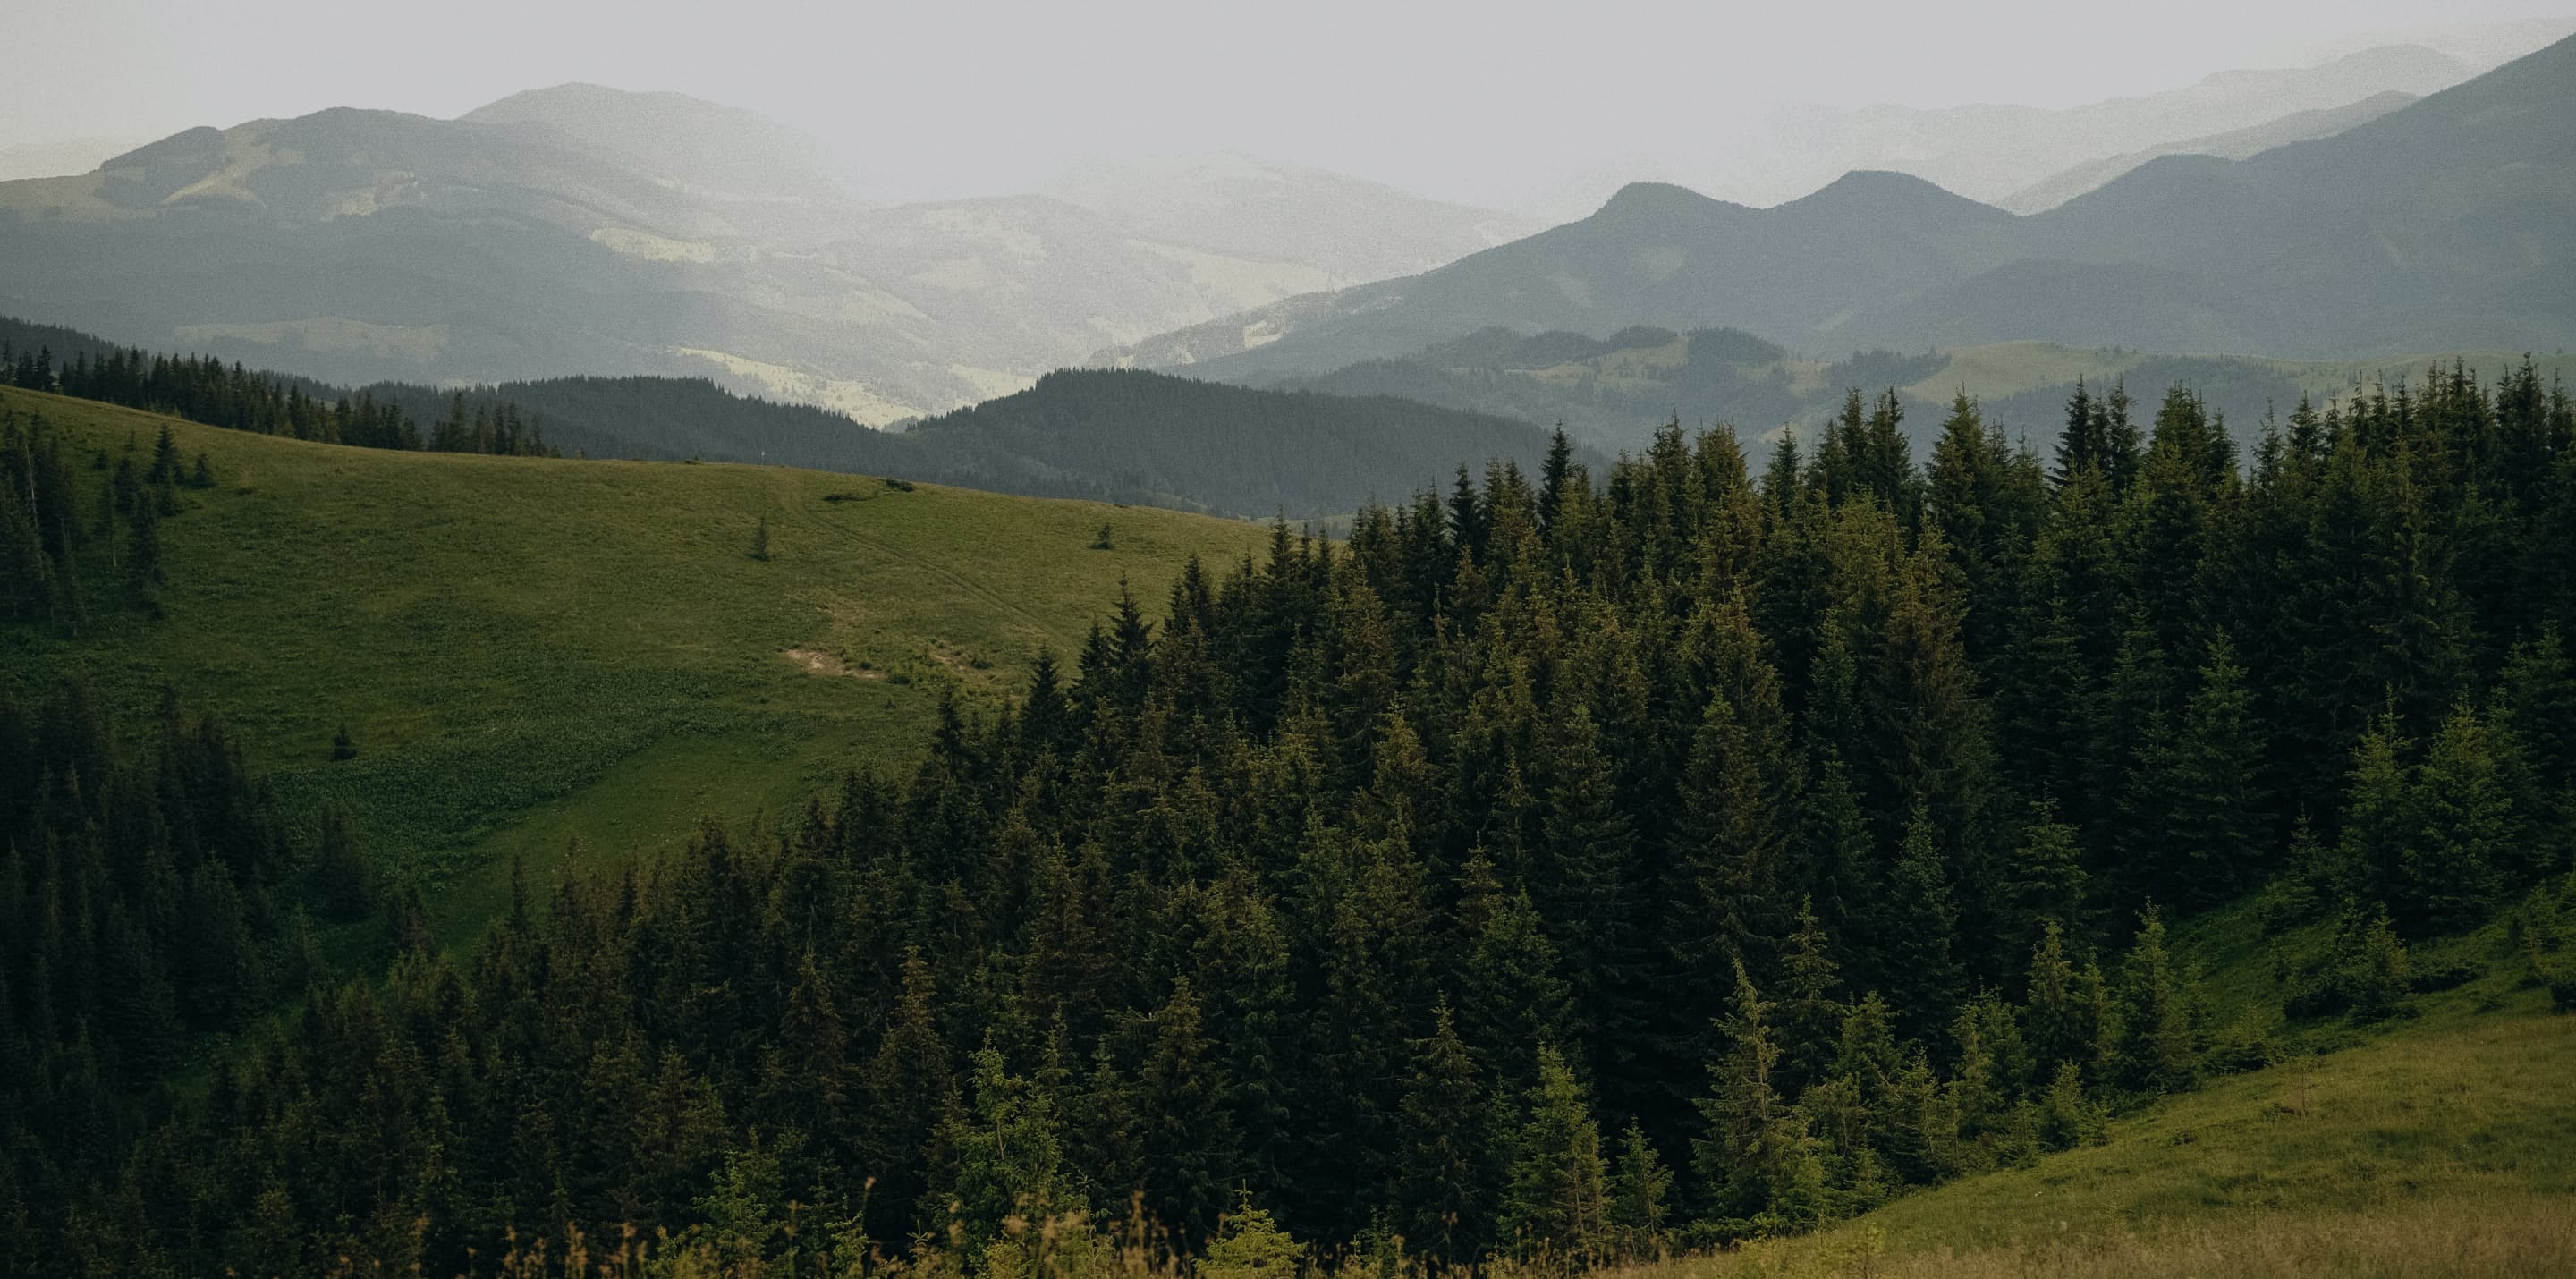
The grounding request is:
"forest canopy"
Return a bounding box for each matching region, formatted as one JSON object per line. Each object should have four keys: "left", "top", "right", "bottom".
{"left": 4, "top": 363, "right": 2574, "bottom": 1275}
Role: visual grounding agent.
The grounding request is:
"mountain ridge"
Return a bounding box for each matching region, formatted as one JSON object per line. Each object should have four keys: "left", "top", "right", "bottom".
{"left": 0, "top": 89, "right": 1534, "bottom": 422}
{"left": 1116, "top": 34, "right": 2576, "bottom": 379}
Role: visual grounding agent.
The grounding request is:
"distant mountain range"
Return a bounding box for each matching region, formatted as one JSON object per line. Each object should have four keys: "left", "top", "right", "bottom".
{"left": 1543, "top": 37, "right": 2534, "bottom": 216}
{"left": 3, "top": 25, "right": 2567, "bottom": 428}
{"left": 1997, "top": 91, "right": 2419, "bottom": 214}
{"left": 1113, "top": 33, "right": 2576, "bottom": 382}
{"left": 0, "top": 89, "right": 1530, "bottom": 423}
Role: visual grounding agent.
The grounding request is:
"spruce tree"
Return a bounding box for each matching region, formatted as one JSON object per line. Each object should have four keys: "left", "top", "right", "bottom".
{"left": 1884, "top": 802, "right": 1964, "bottom": 1039}
{"left": 1497, "top": 1043, "right": 1610, "bottom": 1259}
{"left": 1391, "top": 1003, "right": 1491, "bottom": 1263}
{"left": 861, "top": 952, "right": 951, "bottom": 1241}
{"left": 2111, "top": 909, "right": 2198, "bottom": 1097}
{"left": 1996, "top": 799, "right": 2089, "bottom": 961}
{"left": 2022, "top": 922, "right": 2098, "bottom": 1086}
{"left": 2163, "top": 636, "right": 2268, "bottom": 906}
{"left": 1133, "top": 979, "right": 1241, "bottom": 1245}
{"left": 2402, "top": 704, "right": 2509, "bottom": 933}
{"left": 937, "top": 1046, "right": 1068, "bottom": 1266}
{"left": 1768, "top": 901, "right": 1843, "bottom": 1100}
{"left": 1691, "top": 961, "right": 1823, "bottom": 1228}
{"left": 1537, "top": 702, "right": 1647, "bottom": 1055}
{"left": 1606, "top": 1119, "right": 1673, "bottom": 1260}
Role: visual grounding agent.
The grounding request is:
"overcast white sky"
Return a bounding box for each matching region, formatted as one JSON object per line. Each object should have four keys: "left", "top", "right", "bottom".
{"left": 9, "top": 0, "right": 2575, "bottom": 205}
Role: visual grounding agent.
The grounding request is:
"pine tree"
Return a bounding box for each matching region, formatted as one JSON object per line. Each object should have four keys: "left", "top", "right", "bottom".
{"left": 1996, "top": 799, "right": 2088, "bottom": 961}
{"left": 1537, "top": 702, "right": 1648, "bottom": 1055}
{"left": 1773, "top": 901, "right": 1845, "bottom": 1100}
{"left": 1538, "top": 427, "right": 1577, "bottom": 538}
{"left": 2034, "top": 1061, "right": 2103, "bottom": 1152}
{"left": 2336, "top": 714, "right": 2412, "bottom": 912}
{"left": 767, "top": 953, "right": 850, "bottom": 1135}
{"left": 127, "top": 502, "right": 163, "bottom": 590}
{"left": 2163, "top": 637, "right": 2268, "bottom": 905}
{"left": 861, "top": 952, "right": 951, "bottom": 1241}
{"left": 2053, "top": 377, "right": 2103, "bottom": 487}
{"left": 2402, "top": 704, "right": 2509, "bottom": 934}
{"left": 937, "top": 1046, "right": 1068, "bottom": 1266}
{"left": 1391, "top": 1003, "right": 1491, "bottom": 1263}
{"left": 1606, "top": 1119, "right": 1673, "bottom": 1260}
{"left": 1454, "top": 870, "right": 1575, "bottom": 1091}
{"left": 2022, "top": 922, "right": 2099, "bottom": 1086}
{"left": 1665, "top": 680, "right": 1794, "bottom": 1018}
{"left": 1691, "top": 961, "right": 1822, "bottom": 1228}
{"left": 1200, "top": 1197, "right": 1301, "bottom": 1279}
{"left": 1884, "top": 802, "right": 1964, "bottom": 1039}
{"left": 1133, "top": 979, "right": 1241, "bottom": 1245}
{"left": 2111, "top": 908, "right": 2198, "bottom": 1097}
{"left": 1497, "top": 1043, "right": 1610, "bottom": 1259}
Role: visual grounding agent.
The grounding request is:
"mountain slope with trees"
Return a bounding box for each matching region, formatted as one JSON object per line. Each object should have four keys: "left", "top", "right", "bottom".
{"left": 0, "top": 383, "right": 1276, "bottom": 941}
{"left": 894, "top": 368, "right": 1585, "bottom": 518}
{"left": 5, "top": 352, "right": 2570, "bottom": 1273}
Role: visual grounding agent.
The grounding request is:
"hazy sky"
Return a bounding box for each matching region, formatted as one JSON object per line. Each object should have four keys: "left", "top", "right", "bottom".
{"left": 10, "top": 0, "right": 2575, "bottom": 205}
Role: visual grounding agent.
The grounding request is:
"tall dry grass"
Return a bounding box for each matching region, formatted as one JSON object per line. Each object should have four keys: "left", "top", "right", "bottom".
{"left": 1684, "top": 1195, "right": 2576, "bottom": 1279}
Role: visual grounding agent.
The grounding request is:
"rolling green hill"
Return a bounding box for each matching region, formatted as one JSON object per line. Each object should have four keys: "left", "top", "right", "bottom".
{"left": 0, "top": 385, "right": 1274, "bottom": 940}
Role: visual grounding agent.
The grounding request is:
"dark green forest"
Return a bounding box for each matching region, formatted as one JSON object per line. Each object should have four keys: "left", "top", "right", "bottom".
{"left": 5, "top": 364, "right": 2576, "bottom": 1275}
{"left": 1, "top": 326, "right": 557, "bottom": 459}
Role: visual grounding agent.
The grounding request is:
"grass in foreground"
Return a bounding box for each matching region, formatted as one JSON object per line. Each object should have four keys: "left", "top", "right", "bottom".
{"left": 0, "top": 386, "right": 1275, "bottom": 943}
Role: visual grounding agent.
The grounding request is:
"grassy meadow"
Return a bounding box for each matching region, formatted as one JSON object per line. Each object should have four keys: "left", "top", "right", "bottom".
{"left": 0, "top": 385, "right": 1275, "bottom": 943}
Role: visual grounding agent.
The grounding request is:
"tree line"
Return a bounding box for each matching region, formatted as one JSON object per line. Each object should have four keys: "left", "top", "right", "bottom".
{"left": 2, "top": 411, "right": 227, "bottom": 628}
{"left": 3, "top": 339, "right": 557, "bottom": 457}
{"left": 3, "top": 362, "right": 2574, "bottom": 1275}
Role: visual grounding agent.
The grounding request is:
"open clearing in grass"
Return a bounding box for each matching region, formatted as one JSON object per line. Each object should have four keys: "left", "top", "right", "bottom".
{"left": 0, "top": 386, "right": 1275, "bottom": 943}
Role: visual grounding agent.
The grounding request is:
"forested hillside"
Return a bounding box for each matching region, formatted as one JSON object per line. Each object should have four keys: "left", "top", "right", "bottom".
{"left": 7, "top": 360, "right": 2572, "bottom": 1275}
{"left": 896, "top": 368, "right": 1580, "bottom": 518}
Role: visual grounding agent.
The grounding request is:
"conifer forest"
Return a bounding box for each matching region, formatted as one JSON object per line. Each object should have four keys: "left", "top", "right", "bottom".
{"left": 7, "top": 365, "right": 2575, "bottom": 1275}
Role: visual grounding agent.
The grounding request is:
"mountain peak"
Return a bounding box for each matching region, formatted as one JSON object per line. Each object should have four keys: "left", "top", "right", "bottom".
{"left": 1593, "top": 181, "right": 1736, "bottom": 221}
{"left": 462, "top": 83, "right": 842, "bottom": 199}
{"left": 1779, "top": 169, "right": 2006, "bottom": 219}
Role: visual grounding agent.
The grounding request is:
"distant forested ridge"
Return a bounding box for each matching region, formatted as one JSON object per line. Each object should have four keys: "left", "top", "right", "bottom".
{"left": 2, "top": 321, "right": 554, "bottom": 458}
{"left": 6, "top": 359, "right": 2574, "bottom": 1275}
{"left": 1, "top": 316, "right": 1574, "bottom": 520}
{"left": 895, "top": 368, "right": 1580, "bottom": 518}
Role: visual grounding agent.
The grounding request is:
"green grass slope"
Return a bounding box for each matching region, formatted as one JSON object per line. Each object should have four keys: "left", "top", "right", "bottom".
{"left": 1667, "top": 911, "right": 2576, "bottom": 1278}
{"left": 0, "top": 386, "right": 1274, "bottom": 943}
